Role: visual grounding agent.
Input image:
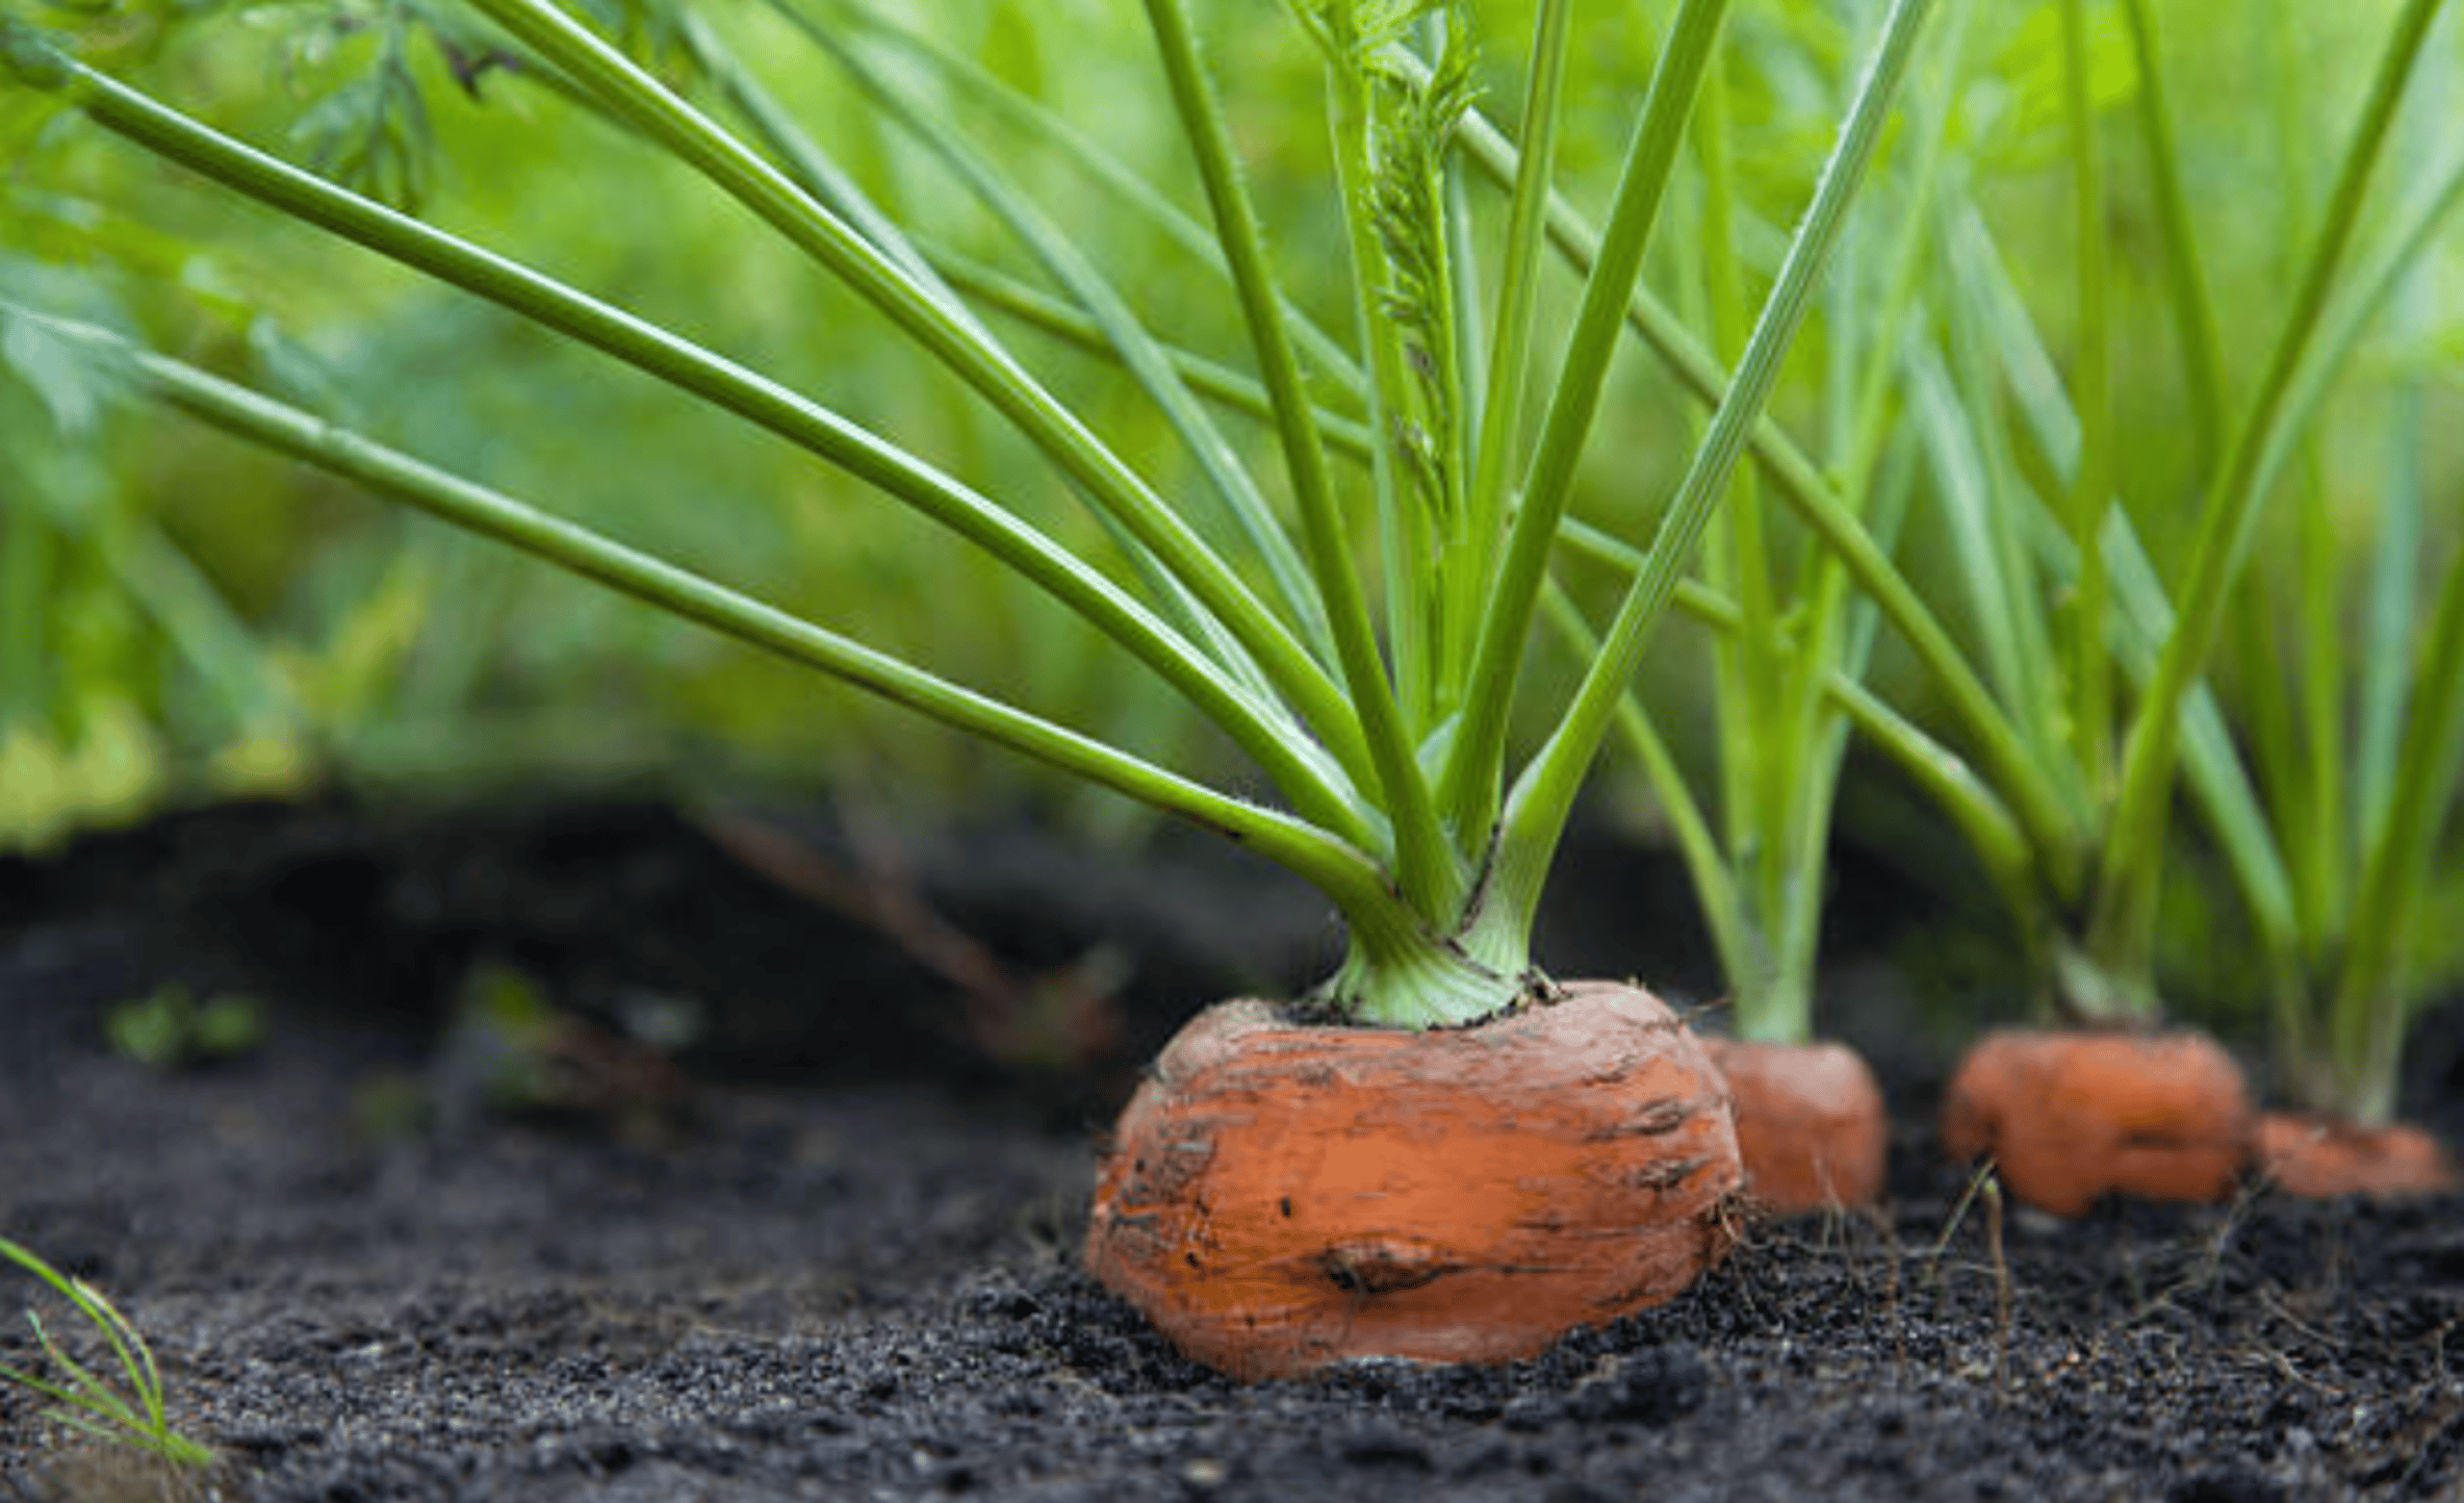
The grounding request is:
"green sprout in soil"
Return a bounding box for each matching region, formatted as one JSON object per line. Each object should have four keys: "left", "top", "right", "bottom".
{"left": 104, "top": 984, "right": 270, "bottom": 1071}
{"left": 0, "top": 1237, "right": 216, "bottom": 1470}
{"left": 0, "top": 0, "right": 1936, "bottom": 1030}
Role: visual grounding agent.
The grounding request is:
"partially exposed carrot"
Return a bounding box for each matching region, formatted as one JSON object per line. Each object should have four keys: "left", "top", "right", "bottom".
{"left": 2257, "top": 1111, "right": 2459, "bottom": 1199}
{"left": 1083, "top": 981, "right": 1742, "bottom": 1380}
{"left": 1703, "top": 1036, "right": 1887, "bottom": 1211}
{"left": 1939, "top": 1028, "right": 2255, "bottom": 1216}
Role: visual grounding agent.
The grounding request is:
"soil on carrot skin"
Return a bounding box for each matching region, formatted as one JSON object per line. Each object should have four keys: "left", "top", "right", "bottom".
{"left": 4, "top": 797, "right": 2462, "bottom": 1502}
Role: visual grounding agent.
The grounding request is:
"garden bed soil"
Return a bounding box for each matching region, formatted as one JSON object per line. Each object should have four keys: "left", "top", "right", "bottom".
{"left": 4, "top": 797, "right": 2462, "bottom": 1501}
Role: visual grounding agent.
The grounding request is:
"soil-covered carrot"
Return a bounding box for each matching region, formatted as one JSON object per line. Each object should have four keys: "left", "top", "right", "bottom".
{"left": 1084, "top": 981, "right": 1741, "bottom": 1380}
{"left": 1940, "top": 1028, "right": 2254, "bottom": 1216}
{"left": 2257, "top": 1112, "right": 2458, "bottom": 1199}
{"left": 1703, "top": 1036, "right": 1887, "bottom": 1211}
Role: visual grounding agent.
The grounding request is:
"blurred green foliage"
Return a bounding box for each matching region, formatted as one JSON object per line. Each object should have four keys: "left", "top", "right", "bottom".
{"left": 103, "top": 982, "right": 269, "bottom": 1067}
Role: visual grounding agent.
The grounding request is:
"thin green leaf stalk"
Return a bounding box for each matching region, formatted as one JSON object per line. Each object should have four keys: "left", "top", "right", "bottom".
{"left": 769, "top": 8, "right": 1336, "bottom": 665}
{"left": 1142, "top": 0, "right": 1463, "bottom": 922}
{"left": 2058, "top": 0, "right": 2112, "bottom": 799}
{"left": 464, "top": 0, "right": 1381, "bottom": 788}
{"left": 1690, "top": 46, "right": 1774, "bottom": 879}
{"left": 2088, "top": 0, "right": 2448, "bottom": 1008}
{"left": 895, "top": 248, "right": 1378, "bottom": 455}
{"left": 1836, "top": 0, "right": 1973, "bottom": 504}
{"left": 0, "top": 1236, "right": 216, "bottom": 1469}
{"left": 1449, "top": 0, "right": 1567, "bottom": 696}
{"left": 1323, "top": 19, "right": 1435, "bottom": 726}
{"left": 1756, "top": 439, "right": 1925, "bottom": 1045}
{"left": 3, "top": 45, "right": 1390, "bottom": 846}
{"left": 78, "top": 318, "right": 1450, "bottom": 947}
{"left": 2294, "top": 453, "right": 2349, "bottom": 955}
{"left": 1936, "top": 232, "right": 2070, "bottom": 785}
{"left": 798, "top": 0, "right": 1371, "bottom": 394}
{"left": 2327, "top": 543, "right": 2464, "bottom": 1125}
{"left": 1478, "top": 0, "right": 1938, "bottom": 955}
{"left": 1687, "top": 42, "right": 1796, "bottom": 1038}
{"left": 1437, "top": 0, "right": 1732, "bottom": 847}
{"left": 1435, "top": 84, "right": 2093, "bottom": 884}
{"left": 2234, "top": 562, "right": 2311, "bottom": 963}
{"left": 2116, "top": 0, "right": 2223, "bottom": 472}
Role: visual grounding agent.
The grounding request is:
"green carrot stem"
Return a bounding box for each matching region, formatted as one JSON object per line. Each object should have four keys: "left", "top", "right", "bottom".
{"left": 1438, "top": 0, "right": 1732, "bottom": 845}
{"left": 95, "top": 319, "right": 1416, "bottom": 924}
{"left": 2088, "top": 0, "right": 2447, "bottom": 1002}
{"left": 1451, "top": 0, "right": 1569, "bottom": 695}
{"left": 756, "top": 6, "right": 1335, "bottom": 657}
{"left": 15, "top": 51, "right": 1383, "bottom": 843}
{"left": 1484, "top": 0, "right": 1938, "bottom": 951}
{"left": 1691, "top": 47, "right": 1776, "bottom": 883}
{"left": 1324, "top": 43, "right": 1435, "bottom": 730}
{"left": 800, "top": 0, "right": 1369, "bottom": 394}
{"left": 1142, "top": 0, "right": 1461, "bottom": 916}
{"left": 914, "top": 248, "right": 1376, "bottom": 457}
{"left": 2058, "top": 0, "right": 2112, "bottom": 795}
{"left": 1429, "top": 74, "right": 2090, "bottom": 882}
{"left": 2117, "top": 0, "right": 2223, "bottom": 472}
{"left": 2328, "top": 541, "right": 2464, "bottom": 1125}
{"left": 465, "top": 0, "right": 1378, "bottom": 796}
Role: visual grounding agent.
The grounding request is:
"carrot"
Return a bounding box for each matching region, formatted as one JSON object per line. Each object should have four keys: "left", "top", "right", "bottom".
{"left": 1083, "top": 981, "right": 1742, "bottom": 1380}
{"left": 1702, "top": 1037, "right": 1888, "bottom": 1211}
{"left": 1939, "top": 1028, "right": 2255, "bottom": 1216}
{"left": 2256, "top": 1112, "right": 2458, "bottom": 1199}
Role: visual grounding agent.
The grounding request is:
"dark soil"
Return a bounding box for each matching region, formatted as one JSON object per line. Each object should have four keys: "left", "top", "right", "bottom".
{"left": 4, "top": 798, "right": 2461, "bottom": 1501}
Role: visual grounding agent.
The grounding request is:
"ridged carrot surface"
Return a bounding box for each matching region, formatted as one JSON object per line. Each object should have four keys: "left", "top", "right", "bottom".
{"left": 1086, "top": 981, "right": 1741, "bottom": 1379}
{"left": 1941, "top": 1028, "right": 2254, "bottom": 1216}
{"left": 1703, "top": 1037, "right": 1887, "bottom": 1212}
{"left": 2258, "top": 1112, "right": 2457, "bottom": 1199}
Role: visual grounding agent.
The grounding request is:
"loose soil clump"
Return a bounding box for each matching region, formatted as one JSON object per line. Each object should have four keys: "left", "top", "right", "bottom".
{"left": 4, "top": 799, "right": 2462, "bottom": 1500}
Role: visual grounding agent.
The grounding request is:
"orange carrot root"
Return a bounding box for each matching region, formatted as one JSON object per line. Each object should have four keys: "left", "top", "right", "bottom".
{"left": 1940, "top": 1028, "right": 2254, "bottom": 1217}
{"left": 1084, "top": 981, "right": 1743, "bottom": 1380}
{"left": 2257, "top": 1112, "right": 2459, "bottom": 1199}
{"left": 1703, "top": 1036, "right": 1888, "bottom": 1211}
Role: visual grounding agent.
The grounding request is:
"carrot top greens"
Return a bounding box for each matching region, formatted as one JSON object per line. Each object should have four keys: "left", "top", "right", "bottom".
{"left": 0, "top": 0, "right": 1933, "bottom": 1027}
{"left": 6, "top": 0, "right": 2459, "bottom": 1116}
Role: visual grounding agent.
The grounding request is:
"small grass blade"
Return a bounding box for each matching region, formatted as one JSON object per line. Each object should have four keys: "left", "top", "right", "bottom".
{"left": 0, "top": 1237, "right": 216, "bottom": 1469}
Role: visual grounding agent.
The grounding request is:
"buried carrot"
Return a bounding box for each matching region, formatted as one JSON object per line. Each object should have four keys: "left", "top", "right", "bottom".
{"left": 2256, "top": 1112, "right": 2458, "bottom": 1200}
{"left": 1084, "top": 982, "right": 1742, "bottom": 1380}
{"left": 1702, "top": 1036, "right": 1888, "bottom": 1212}
{"left": 1940, "top": 1028, "right": 2256, "bottom": 1216}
